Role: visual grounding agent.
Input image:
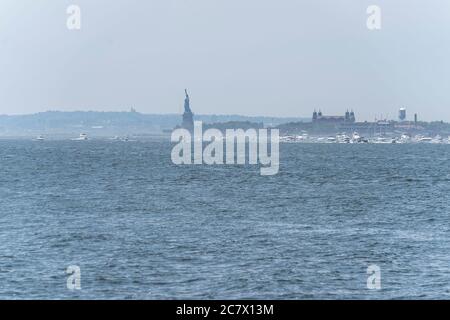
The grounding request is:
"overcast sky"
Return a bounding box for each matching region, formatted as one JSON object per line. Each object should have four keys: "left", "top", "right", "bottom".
{"left": 1, "top": 0, "right": 449, "bottom": 121}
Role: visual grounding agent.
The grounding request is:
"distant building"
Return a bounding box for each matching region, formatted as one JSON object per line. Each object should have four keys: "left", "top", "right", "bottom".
{"left": 339, "top": 120, "right": 395, "bottom": 135}
{"left": 399, "top": 108, "right": 407, "bottom": 121}
{"left": 312, "top": 109, "right": 355, "bottom": 124}
{"left": 182, "top": 89, "right": 194, "bottom": 131}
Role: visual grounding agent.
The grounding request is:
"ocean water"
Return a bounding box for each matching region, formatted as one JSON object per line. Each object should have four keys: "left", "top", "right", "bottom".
{"left": 0, "top": 139, "right": 449, "bottom": 299}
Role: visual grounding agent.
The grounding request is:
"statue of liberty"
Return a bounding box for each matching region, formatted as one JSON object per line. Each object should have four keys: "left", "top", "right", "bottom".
{"left": 184, "top": 89, "right": 192, "bottom": 113}
{"left": 182, "top": 89, "right": 194, "bottom": 131}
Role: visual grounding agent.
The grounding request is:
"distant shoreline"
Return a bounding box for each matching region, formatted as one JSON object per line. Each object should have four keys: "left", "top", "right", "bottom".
{"left": 0, "top": 110, "right": 309, "bottom": 121}
{"left": 0, "top": 110, "right": 308, "bottom": 137}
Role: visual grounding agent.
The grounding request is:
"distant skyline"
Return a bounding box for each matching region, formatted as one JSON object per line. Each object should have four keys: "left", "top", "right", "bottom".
{"left": 1, "top": 0, "right": 450, "bottom": 121}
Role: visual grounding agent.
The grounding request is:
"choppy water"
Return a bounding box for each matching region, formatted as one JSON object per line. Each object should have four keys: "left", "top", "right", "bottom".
{"left": 0, "top": 139, "right": 449, "bottom": 299}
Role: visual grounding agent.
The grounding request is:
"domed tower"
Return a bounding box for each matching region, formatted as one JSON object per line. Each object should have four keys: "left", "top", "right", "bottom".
{"left": 345, "top": 110, "right": 350, "bottom": 122}
{"left": 399, "top": 108, "right": 406, "bottom": 121}
{"left": 318, "top": 110, "right": 322, "bottom": 117}
{"left": 313, "top": 109, "right": 318, "bottom": 122}
{"left": 349, "top": 110, "right": 355, "bottom": 123}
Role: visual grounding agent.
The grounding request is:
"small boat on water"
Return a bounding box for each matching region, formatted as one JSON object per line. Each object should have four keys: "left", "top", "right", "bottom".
{"left": 279, "top": 135, "right": 305, "bottom": 143}
{"left": 72, "top": 133, "right": 88, "bottom": 141}
{"left": 35, "top": 135, "right": 45, "bottom": 141}
{"left": 336, "top": 134, "right": 350, "bottom": 143}
{"left": 350, "top": 132, "right": 369, "bottom": 143}
{"left": 110, "top": 135, "right": 131, "bottom": 142}
{"left": 279, "top": 135, "right": 297, "bottom": 143}
{"left": 399, "top": 134, "right": 410, "bottom": 143}
{"left": 417, "top": 137, "right": 433, "bottom": 143}
{"left": 431, "top": 135, "right": 443, "bottom": 144}
{"left": 372, "top": 137, "right": 393, "bottom": 144}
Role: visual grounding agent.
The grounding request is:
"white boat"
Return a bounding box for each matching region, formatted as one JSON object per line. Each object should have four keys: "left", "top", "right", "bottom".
{"left": 279, "top": 135, "right": 297, "bottom": 143}
{"left": 327, "top": 136, "right": 337, "bottom": 143}
{"left": 372, "top": 137, "right": 393, "bottom": 144}
{"left": 336, "top": 134, "right": 351, "bottom": 143}
{"left": 417, "top": 137, "right": 433, "bottom": 143}
{"left": 110, "top": 136, "right": 131, "bottom": 141}
{"left": 431, "top": 135, "right": 443, "bottom": 144}
{"left": 351, "top": 132, "right": 364, "bottom": 143}
{"left": 72, "top": 133, "right": 88, "bottom": 141}
{"left": 399, "top": 134, "right": 410, "bottom": 143}
{"left": 35, "top": 135, "right": 45, "bottom": 141}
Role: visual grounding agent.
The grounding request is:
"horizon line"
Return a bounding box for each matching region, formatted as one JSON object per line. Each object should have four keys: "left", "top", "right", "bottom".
{"left": 0, "top": 110, "right": 310, "bottom": 119}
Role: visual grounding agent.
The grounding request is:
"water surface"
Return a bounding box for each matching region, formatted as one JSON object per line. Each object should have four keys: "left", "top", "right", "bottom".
{"left": 0, "top": 140, "right": 449, "bottom": 299}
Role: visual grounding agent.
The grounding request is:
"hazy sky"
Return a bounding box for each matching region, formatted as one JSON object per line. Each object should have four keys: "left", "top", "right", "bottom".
{"left": 1, "top": 0, "right": 450, "bottom": 121}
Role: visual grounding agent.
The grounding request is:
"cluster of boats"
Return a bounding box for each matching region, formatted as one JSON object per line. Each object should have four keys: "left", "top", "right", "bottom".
{"left": 33, "top": 132, "right": 450, "bottom": 144}
{"left": 279, "top": 132, "right": 450, "bottom": 144}
{"left": 34, "top": 134, "right": 131, "bottom": 141}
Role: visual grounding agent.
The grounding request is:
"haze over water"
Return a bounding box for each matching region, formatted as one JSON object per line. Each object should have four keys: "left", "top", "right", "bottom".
{"left": 0, "top": 139, "right": 449, "bottom": 299}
